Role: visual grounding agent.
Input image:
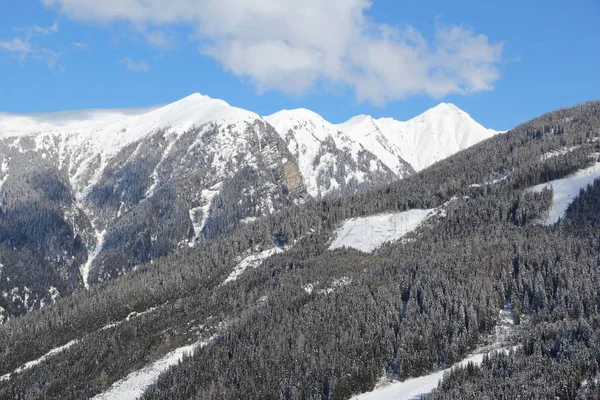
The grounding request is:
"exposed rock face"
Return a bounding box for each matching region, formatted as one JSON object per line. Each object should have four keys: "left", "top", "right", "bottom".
{"left": 283, "top": 160, "right": 303, "bottom": 191}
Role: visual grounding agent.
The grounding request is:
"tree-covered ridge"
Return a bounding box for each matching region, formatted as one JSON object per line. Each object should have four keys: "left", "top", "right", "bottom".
{"left": 0, "top": 101, "right": 598, "bottom": 399}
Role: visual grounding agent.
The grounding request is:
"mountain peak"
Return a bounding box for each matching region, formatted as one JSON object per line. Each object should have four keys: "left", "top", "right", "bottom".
{"left": 168, "top": 93, "right": 231, "bottom": 109}
{"left": 336, "top": 114, "right": 376, "bottom": 130}
{"left": 266, "top": 108, "right": 326, "bottom": 123}
{"left": 421, "top": 102, "right": 467, "bottom": 117}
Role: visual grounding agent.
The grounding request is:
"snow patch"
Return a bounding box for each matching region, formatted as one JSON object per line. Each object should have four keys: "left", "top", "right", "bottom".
{"left": 0, "top": 158, "right": 8, "bottom": 190}
{"left": 540, "top": 146, "right": 578, "bottom": 161}
{"left": 240, "top": 216, "right": 258, "bottom": 224}
{"left": 0, "top": 339, "right": 78, "bottom": 382}
{"left": 81, "top": 229, "right": 106, "bottom": 289}
{"left": 303, "top": 283, "right": 315, "bottom": 294}
{"left": 318, "top": 277, "right": 351, "bottom": 294}
{"left": 222, "top": 246, "right": 286, "bottom": 285}
{"left": 145, "top": 133, "right": 179, "bottom": 198}
{"left": 48, "top": 286, "right": 60, "bottom": 303}
{"left": 329, "top": 209, "right": 434, "bottom": 253}
{"left": 529, "top": 162, "right": 600, "bottom": 225}
{"left": 352, "top": 303, "right": 517, "bottom": 400}
{"left": 188, "top": 183, "right": 222, "bottom": 243}
{"left": 91, "top": 335, "right": 216, "bottom": 400}
{"left": 351, "top": 351, "right": 507, "bottom": 400}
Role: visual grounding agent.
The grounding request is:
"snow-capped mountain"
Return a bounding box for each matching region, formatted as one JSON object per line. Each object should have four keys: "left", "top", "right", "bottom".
{"left": 0, "top": 93, "right": 497, "bottom": 321}
{"left": 265, "top": 108, "right": 411, "bottom": 197}
{"left": 337, "top": 103, "right": 498, "bottom": 172}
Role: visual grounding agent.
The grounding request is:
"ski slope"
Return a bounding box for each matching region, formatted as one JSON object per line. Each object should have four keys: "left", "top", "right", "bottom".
{"left": 329, "top": 209, "right": 434, "bottom": 253}
{"left": 530, "top": 162, "right": 600, "bottom": 225}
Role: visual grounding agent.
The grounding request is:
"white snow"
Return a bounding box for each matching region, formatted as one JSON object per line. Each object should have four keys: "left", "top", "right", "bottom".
{"left": 266, "top": 103, "right": 497, "bottom": 196}
{"left": 0, "top": 339, "right": 78, "bottom": 382}
{"left": 188, "top": 184, "right": 222, "bottom": 242}
{"left": 303, "top": 283, "right": 315, "bottom": 294}
{"left": 222, "top": 246, "right": 286, "bottom": 285}
{"left": 329, "top": 209, "right": 434, "bottom": 253}
{"left": 81, "top": 229, "right": 106, "bottom": 289}
{"left": 91, "top": 336, "right": 215, "bottom": 400}
{"left": 240, "top": 216, "right": 258, "bottom": 224}
{"left": 337, "top": 103, "right": 498, "bottom": 172}
{"left": 0, "top": 158, "right": 8, "bottom": 190}
{"left": 352, "top": 304, "right": 517, "bottom": 400}
{"left": 48, "top": 286, "right": 60, "bottom": 303}
{"left": 265, "top": 109, "right": 373, "bottom": 197}
{"left": 0, "top": 94, "right": 257, "bottom": 157}
{"left": 0, "top": 93, "right": 259, "bottom": 202}
{"left": 145, "top": 132, "right": 179, "bottom": 198}
{"left": 318, "top": 277, "right": 352, "bottom": 294}
{"left": 540, "top": 146, "right": 578, "bottom": 161}
{"left": 529, "top": 162, "right": 600, "bottom": 225}
{"left": 351, "top": 352, "right": 497, "bottom": 400}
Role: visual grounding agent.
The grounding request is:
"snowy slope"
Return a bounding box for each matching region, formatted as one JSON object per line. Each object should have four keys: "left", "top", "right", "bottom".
{"left": 329, "top": 209, "right": 434, "bottom": 253}
{"left": 0, "top": 93, "right": 259, "bottom": 200}
{"left": 530, "top": 162, "right": 600, "bottom": 225}
{"left": 266, "top": 103, "right": 496, "bottom": 195}
{"left": 0, "top": 93, "right": 297, "bottom": 304}
{"left": 91, "top": 338, "right": 214, "bottom": 400}
{"left": 337, "top": 103, "right": 498, "bottom": 172}
{"left": 0, "top": 95, "right": 496, "bottom": 201}
{"left": 352, "top": 352, "right": 488, "bottom": 400}
{"left": 266, "top": 109, "right": 406, "bottom": 197}
{"left": 0, "top": 94, "right": 498, "bottom": 314}
{"left": 222, "top": 246, "right": 287, "bottom": 285}
{"left": 352, "top": 304, "right": 517, "bottom": 400}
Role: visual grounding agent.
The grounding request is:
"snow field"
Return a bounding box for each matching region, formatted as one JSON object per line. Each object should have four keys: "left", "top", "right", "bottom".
{"left": 529, "top": 162, "right": 600, "bottom": 225}
{"left": 329, "top": 209, "right": 434, "bottom": 253}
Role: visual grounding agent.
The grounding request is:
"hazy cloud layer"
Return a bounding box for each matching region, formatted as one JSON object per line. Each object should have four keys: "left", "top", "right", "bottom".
{"left": 42, "top": 0, "right": 504, "bottom": 104}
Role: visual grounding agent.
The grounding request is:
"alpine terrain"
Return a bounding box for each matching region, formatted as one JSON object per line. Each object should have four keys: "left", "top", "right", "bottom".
{"left": 0, "top": 93, "right": 496, "bottom": 321}
{"left": 2, "top": 96, "right": 600, "bottom": 400}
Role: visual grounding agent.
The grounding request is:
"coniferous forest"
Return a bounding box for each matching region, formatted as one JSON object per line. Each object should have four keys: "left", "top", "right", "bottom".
{"left": 1, "top": 101, "right": 600, "bottom": 399}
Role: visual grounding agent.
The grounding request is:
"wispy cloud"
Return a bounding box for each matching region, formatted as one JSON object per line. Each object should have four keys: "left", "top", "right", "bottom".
{"left": 119, "top": 57, "right": 150, "bottom": 72}
{"left": 0, "top": 21, "right": 62, "bottom": 67}
{"left": 34, "top": 48, "right": 62, "bottom": 68}
{"left": 42, "top": 0, "right": 505, "bottom": 104}
{"left": 72, "top": 41, "right": 89, "bottom": 50}
{"left": 0, "top": 37, "right": 33, "bottom": 57}
{"left": 32, "top": 21, "right": 59, "bottom": 36}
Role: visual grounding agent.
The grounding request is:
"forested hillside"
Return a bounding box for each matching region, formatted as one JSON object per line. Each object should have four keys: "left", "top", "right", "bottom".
{"left": 0, "top": 94, "right": 495, "bottom": 322}
{"left": 0, "top": 101, "right": 599, "bottom": 399}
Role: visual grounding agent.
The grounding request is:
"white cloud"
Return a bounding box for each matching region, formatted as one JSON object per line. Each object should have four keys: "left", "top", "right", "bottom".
{"left": 42, "top": 0, "right": 504, "bottom": 104}
{"left": 72, "top": 41, "right": 89, "bottom": 50}
{"left": 32, "top": 21, "right": 59, "bottom": 35}
{"left": 119, "top": 57, "right": 150, "bottom": 72}
{"left": 0, "top": 37, "right": 32, "bottom": 56}
{"left": 1, "top": 21, "right": 62, "bottom": 66}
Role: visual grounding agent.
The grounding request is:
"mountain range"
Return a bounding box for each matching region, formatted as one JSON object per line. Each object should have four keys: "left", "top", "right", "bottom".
{"left": 0, "top": 93, "right": 497, "bottom": 320}
{"left": 1, "top": 99, "right": 599, "bottom": 400}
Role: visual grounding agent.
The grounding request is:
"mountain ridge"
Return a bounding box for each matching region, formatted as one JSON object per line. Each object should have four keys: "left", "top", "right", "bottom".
{"left": 0, "top": 92, "right": 499, "bottom": 321}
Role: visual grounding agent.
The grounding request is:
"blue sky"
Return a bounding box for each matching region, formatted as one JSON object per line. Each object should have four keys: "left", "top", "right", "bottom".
{"left": 0, "top": 0, "right": 598, "bottom": 130}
